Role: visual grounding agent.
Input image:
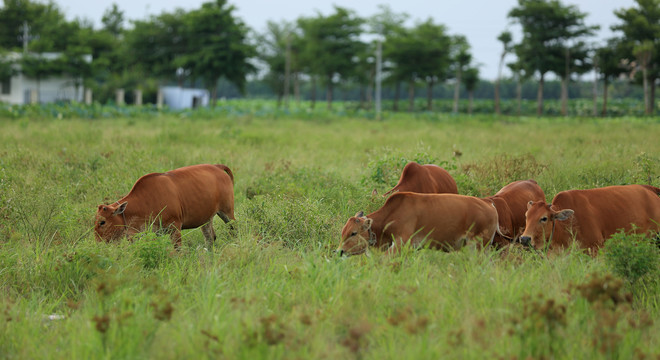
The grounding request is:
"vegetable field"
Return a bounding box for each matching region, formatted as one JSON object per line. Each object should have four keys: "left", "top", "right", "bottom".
{"left": 1, "top": 105, "right": 660, "bottom": 359}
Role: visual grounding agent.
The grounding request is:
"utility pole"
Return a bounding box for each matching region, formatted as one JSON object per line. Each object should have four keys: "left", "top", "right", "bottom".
{"left": 375, "top": 39, "right": 382, "bottom": 120}
{"left": 21, "top": 21, "right": 29, "bottom": 53}
{"left": 284, "top": 34, "right": 291, "bottom": 109}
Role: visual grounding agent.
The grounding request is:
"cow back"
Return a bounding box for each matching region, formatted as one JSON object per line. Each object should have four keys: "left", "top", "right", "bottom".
{"left": 552, "top": 185, "right": 660, "bottom": 249}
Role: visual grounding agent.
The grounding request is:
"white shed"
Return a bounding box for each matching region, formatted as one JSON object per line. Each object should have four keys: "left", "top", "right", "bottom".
{"left": 160, "top": 86, "right": 210, "bottom": 110}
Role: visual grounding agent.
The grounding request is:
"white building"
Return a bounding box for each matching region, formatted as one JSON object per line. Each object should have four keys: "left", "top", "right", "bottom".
{"left": 0, "top": 52, "right": 92, "bottom": 105}
{"left": 160, "top": 86, "right": 210, "bottom": 110}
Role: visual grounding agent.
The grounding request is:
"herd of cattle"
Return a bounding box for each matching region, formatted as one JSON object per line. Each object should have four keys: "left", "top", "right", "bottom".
{"left": 94, "top": 162, "right": 660, "bottom": 257}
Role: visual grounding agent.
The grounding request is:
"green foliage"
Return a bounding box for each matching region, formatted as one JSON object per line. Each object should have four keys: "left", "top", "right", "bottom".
{"left": 133, "top": 232, "right": 173, "bottom": 270}
{"left": 603, "top": 231, "right": 660, "bottom": 287}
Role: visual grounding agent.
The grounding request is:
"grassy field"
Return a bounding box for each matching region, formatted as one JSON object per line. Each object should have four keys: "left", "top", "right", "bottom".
{"left": 1, "top": 108, "right": 660, "bottom": 359}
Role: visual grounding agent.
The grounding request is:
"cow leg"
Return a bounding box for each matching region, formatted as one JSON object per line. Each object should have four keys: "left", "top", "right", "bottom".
{"left": 218, "top": 211, "right": 236, "bottom": 236}
{"left": 168, "top": 222, "right": 183, "bottom": 249}
{"left": 201, "top": 220, "right": 216, "bottom": 248}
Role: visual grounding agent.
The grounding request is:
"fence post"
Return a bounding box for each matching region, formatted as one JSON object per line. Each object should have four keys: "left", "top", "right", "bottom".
{"left": 116, "top": 88, "right": 125, "bottom": 106}
{"left": 135, "top": 89, "right": 143, "bottom": 106}
{"left": 157, "top": 89, "right": 163, "bottom": 109}
{"left": 84, "top": 88, "right": 93, "bottom": 105}
{"left": 30, "top": 89, "right": 38, "bottom": 104}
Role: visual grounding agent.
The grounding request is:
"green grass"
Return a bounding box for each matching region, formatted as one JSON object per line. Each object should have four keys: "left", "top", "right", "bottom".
{"left": 1, "top": 106, "right": 660, "bottom": 358}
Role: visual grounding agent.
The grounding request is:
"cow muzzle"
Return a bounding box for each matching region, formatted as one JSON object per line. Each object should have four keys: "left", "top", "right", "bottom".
{"left": 519, "top": 236, "right": 532, "bottom": 246}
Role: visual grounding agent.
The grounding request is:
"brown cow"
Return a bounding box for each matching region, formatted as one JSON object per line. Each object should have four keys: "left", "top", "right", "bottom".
{"left": 520, "top": 185, "right": 660, "bottom": 254}
{"left": 382, "top": 162, "right": 458, "bottom": 197}
{"left": 485, "top": 179, "right": 546, "bottom": 247}
{"left": 338, "top": 192, "right": 498, "bottom": 256}
{"left": 94, "top": 164, "right": 235, "bottom": 248}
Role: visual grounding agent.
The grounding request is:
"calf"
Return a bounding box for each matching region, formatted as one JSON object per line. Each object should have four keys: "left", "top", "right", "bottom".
{"left": 338, "top": 192, "right": 498, "bottom": 256}
{"left": 94, "top": 164, "right": 235, "bottom": 248}
{"left": 485, "top": 179, "right": 546, "bottom": 247}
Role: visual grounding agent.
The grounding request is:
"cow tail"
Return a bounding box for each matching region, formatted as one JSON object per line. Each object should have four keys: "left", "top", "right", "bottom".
{"left": 216, "top": 164, "right": 234, "bottom": 184}
{"left": 489, "top": 200, "right": 514, "bottom": 244}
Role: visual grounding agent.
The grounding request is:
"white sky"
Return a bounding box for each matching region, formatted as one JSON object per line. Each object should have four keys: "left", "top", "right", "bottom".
{"left": 51, "top": 0, "right": 634, "bottom": 80}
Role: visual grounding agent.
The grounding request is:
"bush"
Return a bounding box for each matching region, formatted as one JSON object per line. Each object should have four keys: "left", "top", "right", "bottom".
{"left": 602, "top": 231, "right": 660, "bottom": 286}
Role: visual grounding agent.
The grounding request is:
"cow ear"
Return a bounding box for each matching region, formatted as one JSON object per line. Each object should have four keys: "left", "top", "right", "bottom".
{"left": 113, "top": 202, "right": 127, "bottom": 216}
{"left": 527, "top": 201, "right": 534, "bottom": 210}
{"left": 355, "top": 211, "right": 364, "bottom": 218}
{"left": 363, "top": 218, "right": 373, "bottom": 230}
{"left": 554, "top": 209, "right": 574, "bottom": 221}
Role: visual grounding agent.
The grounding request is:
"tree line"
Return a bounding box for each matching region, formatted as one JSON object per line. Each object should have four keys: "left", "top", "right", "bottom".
{"left": 0, "top": 0, "right": 657, "bottom": 115}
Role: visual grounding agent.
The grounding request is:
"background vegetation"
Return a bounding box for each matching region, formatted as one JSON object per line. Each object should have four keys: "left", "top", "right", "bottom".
{"left": 1, "top": 105, "right": 660, "bottom": 358}
{"left": 0, "top": 0, "right": 658, "bottom": 116}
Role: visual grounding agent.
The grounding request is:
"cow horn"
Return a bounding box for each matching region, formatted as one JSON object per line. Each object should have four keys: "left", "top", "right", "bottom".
{"left": 355, "top": 211, "right": 364, "bottom": 218}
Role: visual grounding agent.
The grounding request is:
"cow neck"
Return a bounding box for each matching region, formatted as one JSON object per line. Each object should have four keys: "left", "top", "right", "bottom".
{"left": 543, "top": 218, "right": 557, "bottom": 253}
{"left": 367, "top": 211, "right": 388, "bottom": 248}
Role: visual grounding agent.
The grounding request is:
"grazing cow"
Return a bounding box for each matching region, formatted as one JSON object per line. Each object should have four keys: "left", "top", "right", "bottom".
{"left": 94, "top": 164, "right": 235, "bottom": 248}
{"left": 382, "top": 162, "right": 458, "bottom": 197}
{"left": 338, "top": 192, "right": 498, "bottom": 256}
{"left": 485, "top": 179, "right": 546, "bottom": 247}
{"left": 520, "top": 185, "right": 660, "bottom": 254}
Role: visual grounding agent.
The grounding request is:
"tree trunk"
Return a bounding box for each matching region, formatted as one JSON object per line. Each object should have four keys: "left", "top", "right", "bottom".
{"left": 359, "top": 86, "right": 366, "bottom": 109}
{"left": 643, "top": 68, "right": 649, "bottom": 115}
{"left": 650, "top": 75, "right": 656, "bottom": 115}
{"left": 536, "top": 73, "right": 545, "bottom": 116}
{"left": 592, "top": 70, "right": 598, "bottom": 117}
{"left": 426, "top": 79, "right": 433, "bottom": 111}
{"left": 408, "top": 79, "right": 415, "bottom": 112}
{"left": 601, "top": 77, "right": 609, "bottom": 117}
{"left": 310, "top": 76, "right": 316, "bottom": 109}
{"left": 393, "top": 82, "right": 400, "bottom": 111}
{"left": 294, "top": 72, "right": 301, "bottom": 104}
{"left": 326, "top": 76, "right": 333, "bottom": 110}
{"left": 210, "top": 80, "right": 219, "bottom": 107}
{"left": 516, "top": 75, "right": 522, "bottom": 116}
{"left": 560, "top": 76, "right": 568, "bottom": 116}
{"left": 468, "top": 90, "right": 474, "bottom": 115}
{"left": 561, "top": 47, "right": 569, "bottom": 116}
{"left": 453, "top": 69, "right": 461, "bottom": 113}
{"left": 495, "top": 54, "right": 505, "bottom": 115}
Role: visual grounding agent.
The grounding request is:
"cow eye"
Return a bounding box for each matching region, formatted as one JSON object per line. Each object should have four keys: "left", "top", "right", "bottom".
{"left": 99, "top": 220, "right": 106, "bottom": 226}
{"left": 540, "top": 217, "right": 548, "bottom": 223}
{"left": 351, "top": 231, "right": 358, "bottom": 237}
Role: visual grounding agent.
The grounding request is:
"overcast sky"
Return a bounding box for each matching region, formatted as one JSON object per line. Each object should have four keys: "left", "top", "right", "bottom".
{"left": 53, "top": 0, "right": 635, "bottom": 80}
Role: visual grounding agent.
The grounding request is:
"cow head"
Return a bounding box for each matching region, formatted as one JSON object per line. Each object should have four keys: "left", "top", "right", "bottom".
{"left": 94, "top": 202, "right": 128, "bottom": 243}
{"left": 337, "top": 211, "right": 373, "bottom": 256}
{"left": 520, "top": 200, "right": 574, "bottom": 250}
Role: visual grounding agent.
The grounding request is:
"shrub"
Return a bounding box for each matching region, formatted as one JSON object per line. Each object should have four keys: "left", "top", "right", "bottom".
{"left": 602, "top": 231, "right": 660, "bottom": 287}
{"left": 133, "top": 232, "right": 173, "bottom": 270}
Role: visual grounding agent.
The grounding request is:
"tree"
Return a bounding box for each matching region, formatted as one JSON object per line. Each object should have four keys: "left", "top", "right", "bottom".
{"left": 101, "top": 3, "right": 124, "bottom": 39}
{"left": 450, "top": 35, "right": 472, "bottom": 113}
{"left": 386, "top": 19, "right": 451, "bottom": 111}
{"left": 298, "top": 6, "right": 364, "bottom": 109}
{"left": 180, "top": 0, "right": 256, "bottom": 104}
{"left": 612, "top": 0, "right": 660, "bottom": 115}
{"left": 507, "top": 59, "right": 532, "bottom": 115}
{"left": 463, "top": 67, "right": 480, "bottom": 115}
{"left": 20, "top": 53, "right": 60, "bottom": 101}
{"left": 368, "top": 5, "right": 409, "bottom": 111}
{"left": 124, "top": 10, "right": 188, "bottom": 84}
{"left": 256, "top": 20, "right": 297, "bottom": 107}
{"left": 508, "top": 0, "right": 597, "bottom": 116}
{"left": 595, "top": 39, "right": 626, "bottom": 116}
{"left": 495, "top": 30, "right": 513, "bottom": 115}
